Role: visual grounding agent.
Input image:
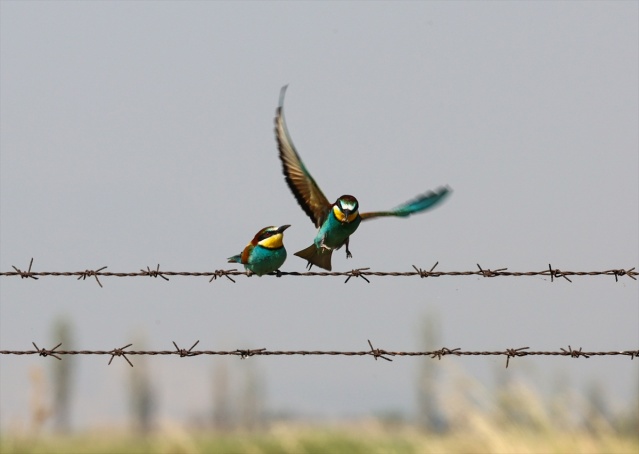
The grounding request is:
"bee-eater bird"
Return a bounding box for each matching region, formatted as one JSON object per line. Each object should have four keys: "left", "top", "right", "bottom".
{"left": 227, "top": 225, "right": 291, "bottom": 276}
{"left": 274, "top": 85, "right": 450, "bottom": 271}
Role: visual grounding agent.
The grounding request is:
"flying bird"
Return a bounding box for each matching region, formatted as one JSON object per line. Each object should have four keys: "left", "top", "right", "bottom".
{"left": 274, "top": 85, "right": 450, "bottom": 271}
{"left": 228, "top": 225, "right": 291, "bottom": 276}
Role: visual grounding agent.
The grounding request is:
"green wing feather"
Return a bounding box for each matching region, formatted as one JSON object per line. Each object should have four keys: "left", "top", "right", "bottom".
{"left": 275, "top": 85, "right": 331, "bottom": 228}
{"left": 360, "top": 186, "right": 451, "bottom": 220}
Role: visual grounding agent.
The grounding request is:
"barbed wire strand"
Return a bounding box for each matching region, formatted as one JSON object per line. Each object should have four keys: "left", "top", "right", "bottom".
{"left": 2, "top": 342, "right": 637, "bottom": 368}
{"left": 2, "top": 259, "right": 637, "bottom": 286}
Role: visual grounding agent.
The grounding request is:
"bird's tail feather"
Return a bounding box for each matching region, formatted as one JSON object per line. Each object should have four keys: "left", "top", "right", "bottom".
{"left": 227, "top": 254, "right": 242, "bottom": 264}
{"left": 294, "top": 244, "right": 333, "bottom": 271}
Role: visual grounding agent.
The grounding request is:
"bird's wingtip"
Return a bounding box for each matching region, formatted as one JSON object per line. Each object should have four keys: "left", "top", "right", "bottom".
{"left": 278, "top": 84, "right": 289, "bottom": 108}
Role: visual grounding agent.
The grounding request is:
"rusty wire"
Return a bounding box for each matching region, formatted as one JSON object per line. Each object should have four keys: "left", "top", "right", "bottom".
{"left": 1, "top": 342, "right": 637, "bottom": 368}
{"left": 1, "top": 259, "right": 637, "bottom": 286}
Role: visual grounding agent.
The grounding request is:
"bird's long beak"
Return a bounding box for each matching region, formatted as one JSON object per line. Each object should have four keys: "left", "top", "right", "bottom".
{"left": 278, "top": 224, "right": 291, "bottom": 233}
{"left": 341, "top": 210, "right": 351, "bottom": 224}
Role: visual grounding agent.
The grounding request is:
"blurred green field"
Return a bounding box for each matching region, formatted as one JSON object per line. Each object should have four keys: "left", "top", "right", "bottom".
{"left": 2, "top": 422, "right": 638, "bottom": 454}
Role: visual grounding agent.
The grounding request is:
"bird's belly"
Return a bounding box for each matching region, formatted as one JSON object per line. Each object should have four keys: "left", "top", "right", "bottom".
{"left": 315, "top": 222, "right": 360, "bottom": 250}
{"left": 247, "top": 248, "right": 286, "bottom": 274}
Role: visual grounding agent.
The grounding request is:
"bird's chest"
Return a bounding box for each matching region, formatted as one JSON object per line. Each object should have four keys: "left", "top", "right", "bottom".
{"left": 315, "top": 216, "right": 361, "bottom": 249}
{"left": 249, "top": 246, "right": 285, "bottom": 265}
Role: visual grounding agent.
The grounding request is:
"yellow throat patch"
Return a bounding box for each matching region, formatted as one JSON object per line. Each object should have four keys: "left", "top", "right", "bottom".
{"left": 258, "top": 233, "right": 284, "bottom": 249}
{"left": 333, "top": 205, "right": 358, "bottom": 223}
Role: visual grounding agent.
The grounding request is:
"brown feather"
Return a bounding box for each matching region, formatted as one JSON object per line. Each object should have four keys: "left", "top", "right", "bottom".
{"left": 294, "top": 244, "right": 333, "bottom": 271}
{"left": 240, "top": 244, "right": 252, "bottom": 264}
{"left": 275, "top": 86, "right": 331, "bottom": 228}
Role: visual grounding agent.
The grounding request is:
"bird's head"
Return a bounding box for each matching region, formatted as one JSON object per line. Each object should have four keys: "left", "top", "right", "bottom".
{"left": 252, "top": 224, "right": 291, "bottom": 249}
{"left": 333, "top": 195, "right": 360, "bottom": 224}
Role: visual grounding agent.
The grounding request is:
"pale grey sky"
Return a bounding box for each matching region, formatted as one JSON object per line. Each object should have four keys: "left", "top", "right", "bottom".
{"left": 1, "top": 1, "right": 637, "bottom": 428}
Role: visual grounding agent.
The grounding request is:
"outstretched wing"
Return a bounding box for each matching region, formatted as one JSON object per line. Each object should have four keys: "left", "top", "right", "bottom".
{"left": 275, "top": 85, "right": 331, "bottom": 228}
{"left": 360, "top": 186, "right": 451, "bottom": 221}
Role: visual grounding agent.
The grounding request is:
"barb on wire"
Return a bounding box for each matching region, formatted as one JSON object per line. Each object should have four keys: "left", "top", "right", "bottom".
{"left": 477, "top": 263, "right": 508, "bottom": 278}
{"left": 77, "top": 266, "right": 108, "bottom": 287}
{"left": 236, "top": 348, "right": 267, "bottom": 359}
{"left": 142, "top": 264, "right": 169, "bottom": 281}
{"left": 613, "top": 267, "right": 637, "bottom": 282}
{"left": 345, "top": 268, "right": 371, "bottom": 284}
{"left": 31, "top": 342, "right": 62, "bottom": 360}
{"left": 505, "top": 347, "right": 530, "bottom": 368}
{"left": 209, "top": 269, "right": 237, "bottom": 283}
{"left": 430, "top": 347, "right": 461, "bottom": 360}
{"left": 173, "top": 340, "right": 200, "bottom": 357}
{"left": 548, "top": 264, "right": 572, "bottom": 283}
{"left": 368, "top": 339, "right": 392, "bottom": 361}
{"left": 2, "top": 343, "right": 637, "bottom": 368}
{"left": 108, "top": 344, "right": 133, "bottom": 367}
{"left": 2, "top": 259, "right": 637, "bottom": 286}
{"left": 413, "top": 262, "right": 439, "bottom": 278}
{"left": 561, "top": 345, "right": 590, "bottom": 359}
{"left": 12, "top": 258, "right": 38, "bottom": 280}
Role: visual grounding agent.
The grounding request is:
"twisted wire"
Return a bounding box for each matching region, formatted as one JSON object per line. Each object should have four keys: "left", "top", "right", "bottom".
{"left": 2, "top": 342, "right": 637, "bottom": 368}
{"left": 2, "top": 259, "right": 636, "bottom": 286}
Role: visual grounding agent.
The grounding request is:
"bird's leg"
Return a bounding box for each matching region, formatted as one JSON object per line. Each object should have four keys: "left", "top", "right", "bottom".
{"left": 276, "top": 269, "right": 283, "bottom": 278}
{"left": 306, "top": 261, "right": 313, "bottom": 270}
{"left": 319, "top": 236, "right": 331, "bottom": 251}
{"left": 345, "top": 238, "right": 353, "bottom": 259}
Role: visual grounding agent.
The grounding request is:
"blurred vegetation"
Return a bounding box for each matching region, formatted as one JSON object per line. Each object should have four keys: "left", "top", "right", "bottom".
{"left": 51, "top": 316, "right": 74, "bottom": 434}
{"left": 1, "top": 420, "right": 638, "bottom": 454}
{"left": 3, "top": 363, "right": 637, "bottom": 454}
{"left": 128, "top": 335, "right": 156, "bottom": 435}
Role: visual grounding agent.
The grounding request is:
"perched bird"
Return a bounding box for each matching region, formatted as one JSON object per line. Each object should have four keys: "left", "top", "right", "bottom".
{"left": 227, "top": 225, "right": 291, "bottom": 276}
{"left": 274, "top": 85, "right": 450, "bottom": 271}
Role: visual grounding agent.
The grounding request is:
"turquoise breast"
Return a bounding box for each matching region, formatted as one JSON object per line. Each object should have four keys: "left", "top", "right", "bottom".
{"left": 246, "top": 245, "right": 287, "bottom": 276}
{"left": 314, "top": 211, "right": 361, "bottom": 250}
